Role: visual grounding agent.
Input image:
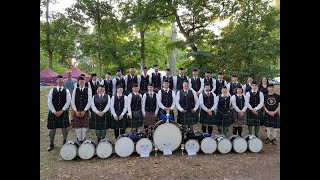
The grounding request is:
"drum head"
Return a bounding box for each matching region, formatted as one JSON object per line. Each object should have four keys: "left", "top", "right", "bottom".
{"left": 217, "top": 138, "right": 232, "bottom": 154}
{"left": 185, "top": 139, "right": 200, "bottom": 153}
{"left": 201, "top": 137, "right": 217, "bottom": 154}
{"left": 248, "top": 138, "right": 263, "bottom": 153}
{"left": 115, "top": 137, "right": 134, "bottom": 157}
{"left": 96, "top": 140, "right": 113, "bottom": 159}
{"left": 136, "top": 138, "right": 153, "bottom": 155}
{"left": 153, "top": 123, "right": 182, "bottom": 152}
{"left": 60, "top": 144, "right": 77, "bottom": 160}
{"left": 232, "top": 137, "right": 248, "bottom": 153}
{"left": 78, "top": 142, "right": 95, "bottom": 160}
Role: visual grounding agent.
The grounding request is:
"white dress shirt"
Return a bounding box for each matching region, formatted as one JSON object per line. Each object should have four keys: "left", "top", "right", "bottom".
{"left": 110, "top": 94, "right": 128, "bottom": 117}
{"left": 149, "top": 72, "right": 163, "bottom": 89}
{"left": 245, "top": 90, "right": 264, "bottom": 110}
{"left": 142, "top": 92, "right": 160, "bottom": 115}
{"left": 71, "top": 87, "right": 93, "bottom": 111}
{"left": 156, "top": 88, "right": 176, "bottom": 110}
{"left": 91, "top": 94, "right": 111, "bottom": 114}
{"left": 189, "top": 76, "right": 204, "bottom": 93}
{"left": 100, "top": 78, "right": 115, "bottom": 95}
{"left": 175, "top": 89, "right": 199, "bottom": 112}
{"left": 127, "top": 92, "right": 143, "bottom": 116}
{"left": 48, "top": 86, "right": 71, "bottom": 113}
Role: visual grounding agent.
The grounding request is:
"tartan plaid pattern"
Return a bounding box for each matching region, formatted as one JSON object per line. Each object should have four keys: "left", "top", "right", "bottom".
{"left": 246, "top": 110, "right": 263, "bottom": 126}
{"left": 127, "top": 110, "right": 143, "bottom": 128}
{"left": 216, "top": 110, "right": 232, "bottom": 127}
{"left": 177, "top": 111, "right": 197, "bottom": 125}
{"left": 232, "top": 110, "right": 247, "bottom": 125}
{"left": 143, "top": 111, "right": 158, "bottom": 125}
{"left": 199, "top": 110, "right": 216, "bottom": 125}
{"left": 72, "top": 111, "right": 89, "bottom": 128}
{"left": 110, "top": 111, "right": 127, "bottom": 129}
{"left": 90, "top": 111, "right": 112, "bottom": 130}
{"left": 260, "top": 109, "right": 266, "bottom": 126}
{"left": 47, "top": 111, "right": 70, "bottom": 129}
{"left": 264, "top": 113, "right": 280, "bottom": 128}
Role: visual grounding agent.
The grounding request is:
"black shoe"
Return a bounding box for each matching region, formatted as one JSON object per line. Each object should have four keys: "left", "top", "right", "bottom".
{"left": 271, "top": 138, "right": 277, "bottom": 145}
{"left": 265, "top": 137, "right": 270, "bottom": 144}
{"left": 47, "top": 143, "right": 54, "bottom": 151}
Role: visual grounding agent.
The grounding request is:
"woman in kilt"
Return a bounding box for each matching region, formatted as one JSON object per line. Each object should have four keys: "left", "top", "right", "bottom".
{"left": 215, "top": 86, "right": 232, "bottom": 136}
{"left": 175, "top": 80, "right": 199, "bottom": 131}
{"left": 245, "top": 81, "right": 264, "bottom": 137}
{"left": 157, "top": 79, "right": 176, "bottom": 118}
{"left": 91, "top": 84, "right": 111, "bottom": 142}
{"left": 127, "top": 84, "right": 143, "bottom": 132}
{"left": 263, "top": 84, "right": 280, "bottom": 145}
{"left": 142, "top": 83, "right": 159, "bottom": 134}
{"left": 71, "top": 76, "right": 93, "bottom": 143}
{"left": 199, "top": 83, "right": 217, "bottom": 134}
{"left": 47, "top": 75, "right": 71, "bottom": 151}
{"left": 231, "top": 86, "right": 248, "bottom": 137}
{"left": 110, "top": 85, "right": 128, "bottom": 139}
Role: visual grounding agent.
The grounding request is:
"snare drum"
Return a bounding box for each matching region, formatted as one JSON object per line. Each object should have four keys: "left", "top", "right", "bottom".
{"left": 215, "top": 134, "right": 232, "bottom": 154}
{"left": 200, "top": 134, "right": 217, "bottom": 154}
{"left": 153, "top": 120, "right": 182, "bottom": 152}
{"left": 245, "top": 135, "right": 263, "bottom": 153}
{"left": 115, "top": 135, "right": 135, "bottom": 157}
{"left": 78, "top": 140, "right": 96, "bottom": 160}
{"left": 60, "top": 140, "right": 80, "bottom": 160}
{"left": 229, "top": 135, "right": 247, "bottom": 153}
{"left": 96, "top": 139, "right": 113, "bottom": 159}
{"left": 136, "top": 138, "right": 153, "bottom": 155}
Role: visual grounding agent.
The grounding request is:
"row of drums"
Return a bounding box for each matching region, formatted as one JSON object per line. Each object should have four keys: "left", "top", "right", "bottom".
{"left": 60, "top": 120, "right": 263, "bottom": 160}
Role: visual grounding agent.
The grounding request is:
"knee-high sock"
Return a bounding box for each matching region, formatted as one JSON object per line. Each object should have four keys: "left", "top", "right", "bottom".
{"left": 75, "top": 128, "right": 82, "bottom": 141}
{"left": 266, "top": 127, "right": 271, "bottom": 138}
{"left": 254, "top": 126, "right": 260, "bottom": 137}
{"left": 62, "top": 128, "right": 68, "bottom": 141}
{"left": 202, "top": 125, "right": 207, "bottom": 133}
{"left": 208, "top": 126, "right": 213, "bottom": 134}
{"left": 81, "top": 128, "right": 87, "bottom": 140}
{"left": 237, "top": 127, "right": 243, "bottom": 137}
{"left": 271, "top": 128, "right": 278, "bottom": 139}
{"left": 96, "top": 130, "right": 101, "bottom": 140}
{"left": 233, "top": 126, "right": 237, "bottom": 135}
{"left": 49, "top": 129, "right": 56, "bottom": 144}
{"left": 114, "top": 129, "right": 120, "bottom": 139}
{"left": 248, "top": 126, "right": 253, "bottom": 135}
{"left": 101, "top": 130, "right": 106, "bottom": 139}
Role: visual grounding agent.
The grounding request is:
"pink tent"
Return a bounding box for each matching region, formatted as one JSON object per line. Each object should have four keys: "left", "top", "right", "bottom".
{"left": 40, "top": 68, "right": 59, "bottom": 86}
{"left": 62, "top": 66, "right": 91, "bottom": 81}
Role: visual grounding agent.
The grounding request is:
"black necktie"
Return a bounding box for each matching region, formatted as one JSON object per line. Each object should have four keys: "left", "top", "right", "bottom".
{"left": 150, "top": 94, "right": 153, "bottom": 98}
{"left": 207, "top": 92, "right": 210, "bottom": 97}
{"left": 80, "top": 89, "right": 83, "bottom": 92}
{"left": 59, "top": 88, "right": 62, "bottom": 92}
{"left": 253, "top": 92, "right": 257, "bottom": 95}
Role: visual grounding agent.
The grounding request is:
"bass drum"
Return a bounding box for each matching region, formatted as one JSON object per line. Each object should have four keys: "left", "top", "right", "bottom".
{"left": 215, "top": 134, "right": 232, "bottom": 154}
{"left": 96, "top": 139, "right": 113, "bottom": 159}
{"left": 60, "top": 140, "right": 80, "bottom": 160}
{"left": 229, "top": 135, "right": 247, "bottom": 153}
{"left": 152, "top": 120, "right": 182, "bottom": 152}
{"left": 136, "top": 138, "right": 153, "bottom": 155}
{"left": 115, "top": 135, "right": 135, "bottom": 157}
{"left": 245, "top": 135, "right": 263, "bottom": 153}
{"left": 78, "top": 140, "right": 96, "bottom": 160}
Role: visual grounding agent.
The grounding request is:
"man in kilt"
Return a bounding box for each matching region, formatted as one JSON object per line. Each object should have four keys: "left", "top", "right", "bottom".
{"left": 162, "top": 68, "right": 174, "bottom": 91}
{"left": 157, "top": 79, "right": 176, "bottom": 119}
{"left": 263, "top": 84, "right": 280, "bottom": 145}
{"left": 90, "top": 84, "right": 111, "bottom": 142}
{"left": 100, "top": 72, "right": 114, "bottom": 97}
{"left": 112, "top": 69, "right": 126, "bottom": 95}
{"left": 212, "top": 72, "right": 228, "bottom": 96}
{"left": 245, "top": 81, "right": 264, "bottom": 137}
{"left": 88, "top": 73, "right": 100, "bottom": 96}
{"left": 203, "top": 70, "right": 215, "bottom": 92}
{"left": 149, "top": 64, "right": 162, "bottom": 92}
{"left": 124, "top": 66, "right": 139, "bottom": 95}
{"left": 110, "top": 85, "right": 128, "bottom": 139}
{"left": 227, "top": 74, "right": 241, "bottom": 96}
{"left": 47, "top": 75, "right": 71, "bottom": 151}
{"left": 71, "top": 76, "right": 93, "bottom": 143}
{"left": 127, "top": 84, "right": 143, "bottom": 132}
{"left": 74, "top": 74, "right": 89, "bottom": 89}
{"left": 174, "top": 67, "right": 189, "bottom": 92}
{"left": 175, "top": 80, "right": 199, "bottom": 131}
{"left": 139, "top": 67, "right": 150, "bottom": 95}
{"left": 199, "top": 83, "right": 217, "bottom": 134}
{"left": 215, "top": 86, "right": 232, "bottom": 136}
{"left": 142, "top": 83, "right": 159, "bottom": 134}
{"left": 231, "top": 86, "right": 248, "bottom": 137}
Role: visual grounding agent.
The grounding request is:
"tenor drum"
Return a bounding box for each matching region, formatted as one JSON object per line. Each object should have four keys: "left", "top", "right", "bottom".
{"left": 60, "top": 140, "right": 80, "bottom": 160}
{"left": 136, "top": 138, "right": 153, "bottom": 155}
{"left": 96, "top": 139, "right": 113, "bottom": 159}
{"left": 185, "top": 139, "right": 200, "bottom": 154}
{"left": 245, "top": 135, "right": 263, "bottom": 153}
{"left": 215, "top": 135, "right": 232, "bottom": 154}
{"left": 200, "top": 133, "right": 217, "bottom": 154}
{"left": 115, "top": 135, "right": 135, "bottom": 157}
{"left": 78, "top": 140, "right": 96, "bottom": 160}
{"left": 229, "top": 135, "right": 247, "bottom": 153}
{"left": 153, "top": 120, "right": 182, "bottom": 152}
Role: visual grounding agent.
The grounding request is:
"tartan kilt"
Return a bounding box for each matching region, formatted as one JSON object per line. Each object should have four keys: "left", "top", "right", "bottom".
{"left": 72, "top": 111, "right": 89, "bottom": 128}
{"left": 127, "top": 110, "right": 143, "bottom": 128}
{"left": 143, "top": 111, "right": 158, "bottom": 126}
{"left": 111, "top": 111, "right": 127, "bottom": 129}
{"left": 199, "top": 110, "right": 216, "bottom": 125}
{"left": 216, "top": 110, "right": 232, "bottom": 127}
{"left": 47, "top": 111, "right": 70, "bottom": 129}
{"left": 247, "top": 110, "right": 263, "bottom": 126}
{"left": 233, "top": 110, "right": 247, "bottom": 125}
{"left": 90, "top": 111, "right": 112, "bottom": 130}
{"left": 178, "top": 111, "right": 197, "bottom": 125}
{"left": 260, "top": 109, "right": 266, "bottom": 126}
{"left": 265, "top": 113, "right": 280, "bottom": 128}
{"left": 159, "top": 109, "right": 174, "bottom": 120}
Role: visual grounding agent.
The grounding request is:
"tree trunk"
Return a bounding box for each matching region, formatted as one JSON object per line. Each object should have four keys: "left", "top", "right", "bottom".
{"left": 97, "top": 1, "right": 102, "bottom": 79}
{"left": 140, "top": 29, "right": 145, "bottom": 70}
{"left": 170, "top": 22, "right": 177, "bottom": 76}
{"left": 46, "top": 0, "right": 52, "bottom": 69}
